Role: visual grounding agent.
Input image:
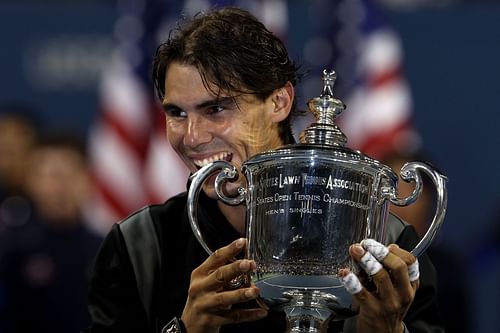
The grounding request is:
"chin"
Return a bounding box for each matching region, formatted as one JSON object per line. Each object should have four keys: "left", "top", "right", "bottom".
{"left": 201, "top": 184, "right": 219, "bottom": 200}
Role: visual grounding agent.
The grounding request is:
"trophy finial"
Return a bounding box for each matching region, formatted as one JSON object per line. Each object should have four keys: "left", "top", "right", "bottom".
{"left": 299, "top": 69, "right": 347, "bottom": 147}
{"left": 321, "top": 69, "right": 336, "bottom": 98}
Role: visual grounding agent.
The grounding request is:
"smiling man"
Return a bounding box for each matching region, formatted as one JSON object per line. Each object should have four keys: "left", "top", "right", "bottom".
{"left": 85, "top": 7, "right": 443, "bottom": 333}
{"left": 161, "top": 62, "right": 293, "bottom": 235}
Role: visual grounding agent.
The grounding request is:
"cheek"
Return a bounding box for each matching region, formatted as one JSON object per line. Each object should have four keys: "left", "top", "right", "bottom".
{"left": 165, "top": 119, "right": 184, "bottom": 146}
{"left": 239, "top": 111, "right": 279, "bottom": 151}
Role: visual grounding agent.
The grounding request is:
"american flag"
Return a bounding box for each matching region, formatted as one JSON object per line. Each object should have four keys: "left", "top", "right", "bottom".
{"left": 292, "top": 0, "right": 420, "bottom": 161}
{"left": 86, "top": 0, "right": 189, "bottom": 233}
{"left": 87, "top": 0, "right": 419, "bottom": 231}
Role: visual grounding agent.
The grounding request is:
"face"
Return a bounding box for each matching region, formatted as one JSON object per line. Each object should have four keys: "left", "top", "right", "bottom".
{"left": 25, "top": 147, "right": 89, "bottom": 224}
{"left": 0, "top": 118, "right": 36, "bottom": 190}
{"left": 163, "top": 62, "right": 284, "bottom": 199}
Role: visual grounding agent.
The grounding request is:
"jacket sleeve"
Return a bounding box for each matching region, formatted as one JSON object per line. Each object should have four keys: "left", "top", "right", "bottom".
{"left": 396, "top": 224, "right": 444, "bottom": 333}
{"left": 84, "top": 224, "right": 149, "bottom": 333}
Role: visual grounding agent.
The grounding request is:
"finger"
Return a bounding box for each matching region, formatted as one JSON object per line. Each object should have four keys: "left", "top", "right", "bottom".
{"left": 362, "top": 240, "right": 420, "bottom": 289}
{"left": 388, "top": 244, "right": 420, "bottom": 289}
{"left": 206, "top": 238, "right": 247, "bottom": 270}
{"left": 361, "top": 239, "right": 389, "bottom": 262}
{"left": 387, "top": 244, "right": 417, "bottom": 266}
{"left": 351, "top": 243, "right": 396, "bottom": 299}
{"left": 350, "top": 244, "right": 383, "bottom": 276}
{"left": 339, "top": 269, "right": 377, "bottom": 309}
{"left": 198, "top": 286, "right": 262, "bottom": 312}
{"left": 208, "top": 259, "right": 255, "bottom": 291}
{"left": 377, "top": 245, "right": 417, "bottom": 302}
{"left": 408, "top": 260, "right": 420, "bottom": 283}
{"left": 339, "top": 269, "right": 363, "bottom": 295}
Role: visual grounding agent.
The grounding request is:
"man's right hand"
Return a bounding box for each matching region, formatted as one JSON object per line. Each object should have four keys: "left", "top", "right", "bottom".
{"left": 181, "top": 238, "right": 268, "bottom": 333}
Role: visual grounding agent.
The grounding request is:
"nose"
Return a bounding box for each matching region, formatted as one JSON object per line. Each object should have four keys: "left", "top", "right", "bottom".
{"left": 183, "top": 114, "right": 212, "bottom": 148}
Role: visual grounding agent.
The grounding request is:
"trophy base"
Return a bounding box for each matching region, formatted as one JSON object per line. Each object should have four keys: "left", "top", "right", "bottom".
{"left": 254, "top": 274, "right": 356, "bottom": 332}
{"left": 284, "top": 290, "right": 336, "bottom": 333}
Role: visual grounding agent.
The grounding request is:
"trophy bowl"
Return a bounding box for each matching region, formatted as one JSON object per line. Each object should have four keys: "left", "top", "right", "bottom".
{"left": 187, "top": 70, "right": 447, "bottom": 333}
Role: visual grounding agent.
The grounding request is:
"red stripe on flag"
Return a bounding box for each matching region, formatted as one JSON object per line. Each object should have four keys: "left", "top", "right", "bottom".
{"left": 100, "top": 106, "right": 150, "bottom": 162}
{"left": 360, "top": 120, "right": 413, "bottom": 161}
{"left": 90, "top": 173, "right": 134, "bottom": 220}
{"left": 152, "top": 104, "right": 166, "bottom": 132}
{"left": 366, "top": 66, "right": 402, "bottom": 88}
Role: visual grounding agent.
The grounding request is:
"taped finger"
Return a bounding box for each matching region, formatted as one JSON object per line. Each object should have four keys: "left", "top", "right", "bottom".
{"left": 408, "top": 259, "right": 420, "bottom": 282}
{"left": 359, "top": 251, "right": 383, "bottom": 276}
{"left": 361, "top": 239, "right": 389, "bottom": 262}
{"left": 339, "top": 271, "right": 363, "bottom": 295}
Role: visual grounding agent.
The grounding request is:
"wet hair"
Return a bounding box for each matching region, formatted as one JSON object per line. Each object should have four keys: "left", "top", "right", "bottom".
{"left": 152, "top": 7, "right": 301, "bottom": 144}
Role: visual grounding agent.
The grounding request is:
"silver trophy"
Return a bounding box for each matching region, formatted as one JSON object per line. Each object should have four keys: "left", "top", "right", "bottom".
{"left": 187, "top": 70, "right": 447, "bottom": 333}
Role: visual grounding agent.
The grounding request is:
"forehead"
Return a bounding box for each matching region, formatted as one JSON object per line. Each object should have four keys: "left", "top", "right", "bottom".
{"left": 164, "top": 63, "right": 212, "bottom": 100}
{"left": 163, "top": 62, "right": 257, "bottom": 106}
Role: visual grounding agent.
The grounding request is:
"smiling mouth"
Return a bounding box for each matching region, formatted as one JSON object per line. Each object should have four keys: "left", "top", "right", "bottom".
{"left": 193, "top": 152, "right": 233, "bottom": 169}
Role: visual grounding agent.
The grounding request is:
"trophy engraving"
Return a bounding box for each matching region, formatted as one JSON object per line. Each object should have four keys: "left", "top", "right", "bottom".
{"left": 187, "top": 69, "right": 448, "bottom": 332}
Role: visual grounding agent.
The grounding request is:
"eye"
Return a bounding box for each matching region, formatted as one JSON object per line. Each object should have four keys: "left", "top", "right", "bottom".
{"left": 207, "top": 105, "right": 225, "bottom": 115}
{"left": 164, "top": 106, "right": 187, "bottom": 118}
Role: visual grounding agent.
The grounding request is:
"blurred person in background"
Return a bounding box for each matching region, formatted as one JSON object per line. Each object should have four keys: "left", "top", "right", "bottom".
{"left": 0, "top": 106, "right": 39, "bottom": 233}
{"left": 0, "top": 133, "right": 103, "bottom": 333}
{"left": 0, "top": 106, "right": 39, "bottom": 323}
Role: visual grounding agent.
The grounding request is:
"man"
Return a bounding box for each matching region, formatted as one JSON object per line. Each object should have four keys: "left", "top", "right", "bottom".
{"left": 86, "top": 7, "right": 443, "bottom": 333}
{"left": 0, "top": 108, "right": 38, "bottom": 214}
{"left": 0, "top": 134, "right": 102, "bottom": 333}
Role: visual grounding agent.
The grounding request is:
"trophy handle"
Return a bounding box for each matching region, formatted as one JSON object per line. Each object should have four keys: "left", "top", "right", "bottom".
{"left": 383, "top": 161, "right": 448, "bottom": 257}
{"left": 187, "top": 160, "right": 246, "bottom": 255}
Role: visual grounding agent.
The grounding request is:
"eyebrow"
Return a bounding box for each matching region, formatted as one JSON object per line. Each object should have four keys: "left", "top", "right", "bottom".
{"left": 162, "top": 96, "right": 236, "bottom": 112}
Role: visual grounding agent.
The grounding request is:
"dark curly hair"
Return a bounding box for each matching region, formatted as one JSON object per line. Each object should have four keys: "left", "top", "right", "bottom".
{"left": 152, "top": 7, "right": 301, "bottom": 144}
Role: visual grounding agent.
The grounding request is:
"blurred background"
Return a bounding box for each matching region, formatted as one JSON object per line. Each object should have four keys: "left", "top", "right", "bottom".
{"left": 0, "top": 0, "right": 499, "bottom": 332}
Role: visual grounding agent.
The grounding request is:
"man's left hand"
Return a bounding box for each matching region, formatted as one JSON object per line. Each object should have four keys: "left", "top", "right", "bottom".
{"left": 340, "top": 239, "right": 419, "bottom": 333}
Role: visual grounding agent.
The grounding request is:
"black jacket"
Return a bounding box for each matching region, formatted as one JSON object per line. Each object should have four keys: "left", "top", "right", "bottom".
{"left": 86, "top": 192, "right": 443, "bottom": 333}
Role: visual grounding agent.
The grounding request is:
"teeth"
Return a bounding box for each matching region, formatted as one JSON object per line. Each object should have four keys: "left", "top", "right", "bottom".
{"left": 193, "top": 152, "right": 231, "bottom": 168}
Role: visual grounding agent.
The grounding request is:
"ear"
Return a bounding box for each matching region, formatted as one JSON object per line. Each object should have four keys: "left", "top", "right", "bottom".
{"left": 268, "top": 81, "right": 294, "bottom": 123}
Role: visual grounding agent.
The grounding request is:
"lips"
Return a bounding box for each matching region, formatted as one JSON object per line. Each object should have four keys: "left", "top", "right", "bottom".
{"left": 193, "top": 151, "right": 233, "bottom": 168}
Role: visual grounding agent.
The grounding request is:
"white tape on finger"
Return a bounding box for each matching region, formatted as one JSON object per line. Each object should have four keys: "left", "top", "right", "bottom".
{"left": 359, "top": 251, "right": 383, "bottom": 276}
{"left": 408, "top": 259, "right": 420, "bottom": 282}
{"left": 340, "top": 272, "right": 363, "bottom": 295}
{"left": 361, "top": 239, "right": 389, "bottom": 262}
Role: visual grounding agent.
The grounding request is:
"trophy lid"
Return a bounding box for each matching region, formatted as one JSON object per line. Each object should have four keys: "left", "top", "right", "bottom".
{"left": 299, "top": 70, "right": 347, "bottom": 147}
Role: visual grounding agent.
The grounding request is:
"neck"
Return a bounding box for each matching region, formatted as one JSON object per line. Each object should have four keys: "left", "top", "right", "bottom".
{"left": 217, "top": 201, "right": 246, "bottom": 236}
